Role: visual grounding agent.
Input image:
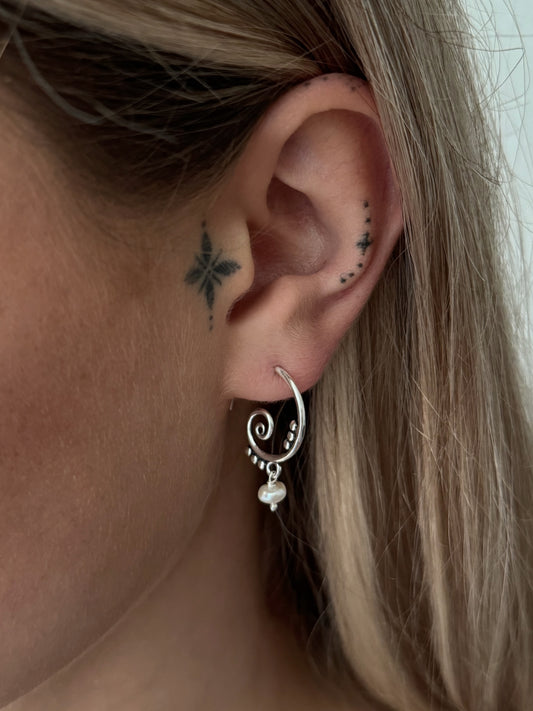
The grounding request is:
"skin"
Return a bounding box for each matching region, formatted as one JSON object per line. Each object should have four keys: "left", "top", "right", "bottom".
{"left": 0, "top": 72, "right": 402, "bottom": 711}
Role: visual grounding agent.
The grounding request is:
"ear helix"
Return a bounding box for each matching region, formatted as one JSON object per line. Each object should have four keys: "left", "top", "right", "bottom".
{"left": 245, "top": 366, "right": 306, "bottom": 512}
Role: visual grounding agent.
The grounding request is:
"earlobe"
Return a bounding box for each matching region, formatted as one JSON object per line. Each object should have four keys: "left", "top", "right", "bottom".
{"left": 217, "top": 73, "right": 403, "bottom": 402}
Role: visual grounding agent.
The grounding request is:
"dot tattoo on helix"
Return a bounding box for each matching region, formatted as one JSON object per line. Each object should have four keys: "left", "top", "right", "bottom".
{"left": 339, "top": 201, "right": 373, "bottom": 285}
{"left": 184, "top": 221, "right": 241, "bottom": 331}
{"left": 356, "top": 201, "right": 373, "bottom": 255}
{"left": 340, "top": 271, "right": 355, "bottom": 284}
{"left": 356, "top": 231, "right": 372, "bottom": 255}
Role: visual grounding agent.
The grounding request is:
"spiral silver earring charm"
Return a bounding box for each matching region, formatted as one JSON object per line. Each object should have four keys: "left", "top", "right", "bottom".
{"left": 245, "top": 366, "right": 306, "bottom": 512}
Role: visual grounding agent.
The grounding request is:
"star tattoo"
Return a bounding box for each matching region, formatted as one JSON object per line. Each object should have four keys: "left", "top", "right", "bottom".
{"left": 184, "top": 222, "right": 241, "bottom": 330}
{"left": 356, "top": 231, "right": 373, "bottom": 255}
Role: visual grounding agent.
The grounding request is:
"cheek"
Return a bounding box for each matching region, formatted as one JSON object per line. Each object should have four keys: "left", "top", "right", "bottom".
{"left": 0, "top": 206, "right": 222, "bottom": 703}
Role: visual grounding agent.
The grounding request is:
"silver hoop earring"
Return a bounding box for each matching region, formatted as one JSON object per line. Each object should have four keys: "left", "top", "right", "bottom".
{"left": 246, "top": 366, "right": 306, "bottom": 512}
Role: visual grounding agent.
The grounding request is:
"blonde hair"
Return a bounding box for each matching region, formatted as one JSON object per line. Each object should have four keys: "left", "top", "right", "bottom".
{"left": 1, "top": 1, "right": 532, "bottom": 709}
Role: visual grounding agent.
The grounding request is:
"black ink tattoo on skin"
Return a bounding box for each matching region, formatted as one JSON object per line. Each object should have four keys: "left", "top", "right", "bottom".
{"left": 356, "top": 201, "right": 373, "bottom": 255}
{"left": 184, "top": 221, "right": 241, "bottom": 330}
{"left": 340, "top": 271, "right": 355, "bottom": 284}
{"left": 340, "top": 201, "right": 372, "bottom": 284}
{"left": 356, "top": 232, "right": 373, "bottom": 255}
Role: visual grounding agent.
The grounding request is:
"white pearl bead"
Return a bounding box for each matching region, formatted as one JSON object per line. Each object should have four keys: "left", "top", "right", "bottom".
{"left": 258, "top": 481, "right": 287, "bottom": 507}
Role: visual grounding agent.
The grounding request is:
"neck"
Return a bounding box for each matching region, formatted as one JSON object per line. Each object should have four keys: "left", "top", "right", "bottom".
{"left": 6, "top": 401, "right": 350, "bottom": 711}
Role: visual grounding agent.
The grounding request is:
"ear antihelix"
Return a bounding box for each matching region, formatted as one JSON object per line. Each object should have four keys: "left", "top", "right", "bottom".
{"left": 245, "top": 366, "right": 306, "bottom": 512}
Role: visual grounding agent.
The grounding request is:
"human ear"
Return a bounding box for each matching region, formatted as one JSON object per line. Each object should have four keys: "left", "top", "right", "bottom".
{"left": 214, "top": 73, "right": 403, "bottom": 401}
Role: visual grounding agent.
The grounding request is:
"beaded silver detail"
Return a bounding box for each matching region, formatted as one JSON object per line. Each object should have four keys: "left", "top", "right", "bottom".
{"left": 245, "top": 366, "right": 306, "bottom": 511}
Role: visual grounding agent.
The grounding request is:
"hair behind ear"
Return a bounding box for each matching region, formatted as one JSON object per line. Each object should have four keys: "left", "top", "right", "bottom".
{"left": 298, "top": 4, "right": 533, "bottom": 711}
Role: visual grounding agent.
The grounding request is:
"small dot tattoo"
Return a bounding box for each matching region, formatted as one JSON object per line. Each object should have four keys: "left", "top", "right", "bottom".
{"left": 340, "top": 271, "right": 355, "bottom": 284}
{"left": 358, "top": 263, "right": 363, "bottom": 268}
{"left": 356, "top": 201, "right": 373, "bottom": 256}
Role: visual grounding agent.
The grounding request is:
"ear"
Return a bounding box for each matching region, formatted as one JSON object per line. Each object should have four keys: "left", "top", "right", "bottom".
{"left": 213, "top": 73, "right": 403, "bottom": 402}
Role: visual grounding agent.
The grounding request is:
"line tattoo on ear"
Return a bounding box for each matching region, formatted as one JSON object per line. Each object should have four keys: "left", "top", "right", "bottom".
{"left": 184, "top": 221, "right": 241, "bottom": 331}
